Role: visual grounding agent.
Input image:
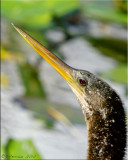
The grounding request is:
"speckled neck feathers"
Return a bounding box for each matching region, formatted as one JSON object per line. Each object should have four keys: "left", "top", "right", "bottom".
{"left": 80, "top": 88, "right": 126, "bottom": 160}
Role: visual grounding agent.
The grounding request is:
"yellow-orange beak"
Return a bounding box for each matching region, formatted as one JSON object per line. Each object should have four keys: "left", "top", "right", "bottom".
{"left": 12, "top": 23, "right": 74, "bottom": 84}
{"left": 12, "top": 23, "right": 87, "bottom": 105}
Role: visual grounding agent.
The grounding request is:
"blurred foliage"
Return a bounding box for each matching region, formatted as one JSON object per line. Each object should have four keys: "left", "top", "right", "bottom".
{"left": 18, "top": 63, "right": 46, "bottom": 98}
{"left": 1, "top": 139, "right": 42, "bottom": 160}
{"left": 82, "top": 2, "right": 127, "bottom": 26}
{"left": 87, "top": 37, "right": 127, "bottom": 63}
{"left": 88, "top": 37, "right": 127, "bottom": 85}
{"left": 1, "top": 72, "right": 10, "bottom": 88}
{"left": 113, "top": 0, "right": 127, "bottom": 13}
{"left": 1, "top": 45, "right": 12, "bottom": 61}
{"left": 101, "top": 64, "right": 127, "bottom": 85}
{"left": 21, "top": 98, "right": 85, "bottom": 125}
{"left": 1, "top": 0, "right": 79, "bottom": 29}
{"left": 1, "top": 0, "right": 127, "bottom": 29}
{"left": 1, "top": 45, "right": 23, "bottom": 61}
{"left": 48, "top": 107, "right": 72, "bottom": 125}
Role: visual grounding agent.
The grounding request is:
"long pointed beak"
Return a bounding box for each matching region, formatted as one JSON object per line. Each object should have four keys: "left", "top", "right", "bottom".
{"left": 12, "top": 23, "right": 74, "bottom": 83}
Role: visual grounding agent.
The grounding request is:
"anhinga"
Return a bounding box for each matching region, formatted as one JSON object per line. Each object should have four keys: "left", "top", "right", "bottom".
{"left": 12, "top": 23, "right": 126, "bottom": 160}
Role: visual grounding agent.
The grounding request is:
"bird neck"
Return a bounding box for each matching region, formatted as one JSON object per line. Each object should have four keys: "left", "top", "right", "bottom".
{"left": 81, "top": 96, "right": 126, "bottom": 160}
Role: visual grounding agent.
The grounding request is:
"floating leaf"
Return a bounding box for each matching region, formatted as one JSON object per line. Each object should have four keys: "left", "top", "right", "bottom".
{"left": 6, "top": 139, "right": 42, "bottom": 160}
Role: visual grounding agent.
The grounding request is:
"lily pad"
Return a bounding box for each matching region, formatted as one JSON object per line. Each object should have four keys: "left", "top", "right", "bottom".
{"left": 6, "top": 139, "right": 42, "bottom": 160}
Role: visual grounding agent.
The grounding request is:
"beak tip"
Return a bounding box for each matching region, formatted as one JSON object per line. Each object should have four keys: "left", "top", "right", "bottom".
{"left": 11, "top": 23, "right": 27, "bottom": 39}
{"left": 11, "top": 22, "right": 16, "bottom": 28}
{"left": 11, "top": 23, "right": 19, "bottom": 31}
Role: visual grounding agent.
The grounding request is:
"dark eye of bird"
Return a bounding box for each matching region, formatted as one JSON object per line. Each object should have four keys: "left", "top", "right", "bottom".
{"left": 79, "top": 79, "right": 86, "bottom": 86}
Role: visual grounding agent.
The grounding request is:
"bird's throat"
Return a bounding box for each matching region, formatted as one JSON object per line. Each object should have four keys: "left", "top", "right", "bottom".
{"left": 69, "top": 85, "right": 126, "bottom": 160}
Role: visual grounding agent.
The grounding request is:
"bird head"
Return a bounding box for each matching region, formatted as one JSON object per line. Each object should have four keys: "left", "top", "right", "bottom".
{"left": 12, "top": 24, "right": 111, "bottom": 112}
{"left": 68, "top": 69, "right": 109, "bottom": 111}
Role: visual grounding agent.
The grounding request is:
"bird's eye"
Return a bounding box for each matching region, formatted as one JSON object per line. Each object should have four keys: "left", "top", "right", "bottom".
{"left": 79, "top": 79, "right": 86, "bottom": 86}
